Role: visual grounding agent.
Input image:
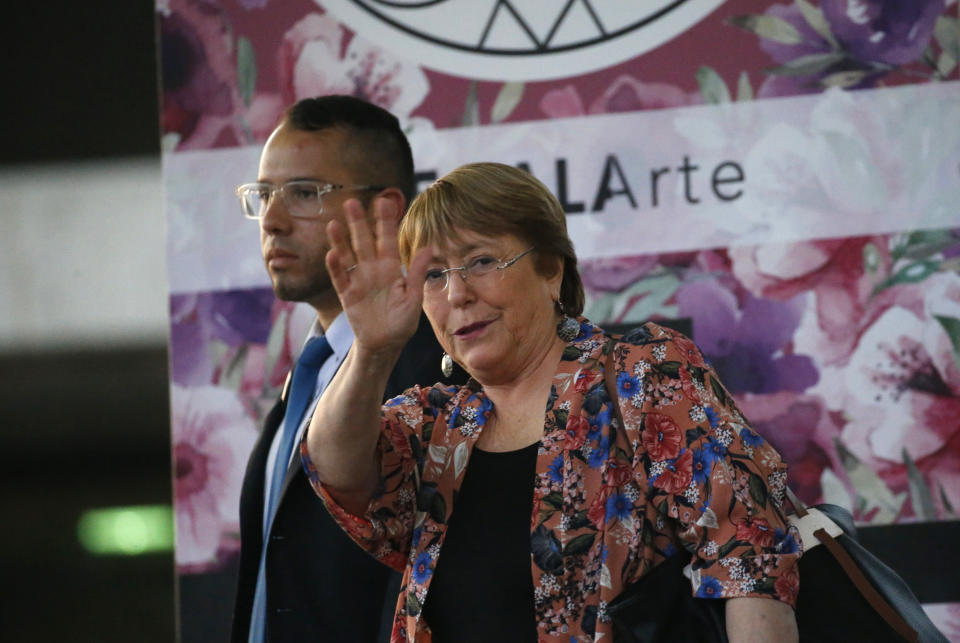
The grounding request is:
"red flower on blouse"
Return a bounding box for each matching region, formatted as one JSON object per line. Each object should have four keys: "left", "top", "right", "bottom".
{"left": 642, "top": 413, "right": 683, "bottom": 460}
{"left": 673, "top": 335, "right": 708, "bottom": 368}
{"left": 736, "top": 516, "right": 776, "bottom": 548}
{"left": 566, "top": 415, "right": 592, "bottom": 450}
{"left": 653, "top": 449, "right": 693, "bottom": 494}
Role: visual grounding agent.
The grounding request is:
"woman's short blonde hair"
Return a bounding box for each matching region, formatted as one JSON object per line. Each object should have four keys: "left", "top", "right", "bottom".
{"left": 399, "top": 162, "right": 585, "bottom": 315}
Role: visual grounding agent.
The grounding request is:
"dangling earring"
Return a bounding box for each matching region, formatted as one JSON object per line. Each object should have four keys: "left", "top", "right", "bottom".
{"left": 555, "top": 299, "right": 579, "bottom": 342}
{"left": 441, "top": 352, "right": 454, "bottom": 378}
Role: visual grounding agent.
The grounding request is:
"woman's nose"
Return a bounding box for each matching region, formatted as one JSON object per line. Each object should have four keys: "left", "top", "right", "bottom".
{"left": 445, "top": 269, "right": 474, "bottom": 305}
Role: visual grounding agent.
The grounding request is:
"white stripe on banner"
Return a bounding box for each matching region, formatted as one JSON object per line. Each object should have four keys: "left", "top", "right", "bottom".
{"left": 165, "top": 81, "right": 960, "bottom": 295}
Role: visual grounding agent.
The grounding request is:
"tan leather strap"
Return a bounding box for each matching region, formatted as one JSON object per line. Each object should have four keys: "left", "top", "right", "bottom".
{"left": 813, "top": 527, "right": 917, "bottom": 642}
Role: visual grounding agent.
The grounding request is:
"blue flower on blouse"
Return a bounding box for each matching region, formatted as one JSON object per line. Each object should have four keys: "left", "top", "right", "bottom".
{"left": 704, "top": 406, "right": 720, "bottom": 429}
{"left": 605, "top": 491, "right": 632, "bottom": 522}
{"left": 588, "top": 435, "right": 611, "bottom": 469}
{"left": 696, "top": 575, "right": 723, "bottom": 599}
{"left": 474, "top": 395, "right": 493, "bottom": 425}
{"left": 617, "top": 372, "right": 642, "bottom": 399}
{"left": 548, "top": 454, "right": 564, "bottom": 483}
{"left": 576, "top": 321, "right": 593, "bottom": 341}
{"left": 384, "top": 394, "right": 406, "bottom": 408}
{"left": 775, "top": 528, "right": 800, "bottom": 554}
{"left": 589, "top": 405, "right": 611, "bottom": 430}
{"left": 703, "top": 437, "right": 727, "bottom": 462}
{"left": 412, "top": 552, "right": 433, "bottom": 584}
{"left": 741, "top": 427, "right": 764, "bottom": 448}
{"left": 692, "top": 446, "right": 714, "bottom": 484}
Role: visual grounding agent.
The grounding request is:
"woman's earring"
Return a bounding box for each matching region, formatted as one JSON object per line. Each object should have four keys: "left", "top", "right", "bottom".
{"left": 441, "top": 352, "right": 454, "bottom": 378}
{"left": 556, "top": 299, "right": 579, "bottom": 342}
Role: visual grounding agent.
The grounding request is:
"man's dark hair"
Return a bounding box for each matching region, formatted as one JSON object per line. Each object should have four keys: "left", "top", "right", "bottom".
{"left": 282, "top": 95, "right": 416, "bottom": 207}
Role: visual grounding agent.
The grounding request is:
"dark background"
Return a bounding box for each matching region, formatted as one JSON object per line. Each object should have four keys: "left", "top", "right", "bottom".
{"left": 1, "top": 1, "right": 173, "bottom": 642}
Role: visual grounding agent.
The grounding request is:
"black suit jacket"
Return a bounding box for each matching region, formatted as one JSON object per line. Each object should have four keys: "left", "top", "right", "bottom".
{"left": 231, "top": 313, "right": 464, "bottom": 642}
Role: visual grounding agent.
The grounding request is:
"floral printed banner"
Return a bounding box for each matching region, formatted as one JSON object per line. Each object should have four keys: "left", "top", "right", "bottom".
{"left": 159, "top": 0, "right": 960, "bottom": 639}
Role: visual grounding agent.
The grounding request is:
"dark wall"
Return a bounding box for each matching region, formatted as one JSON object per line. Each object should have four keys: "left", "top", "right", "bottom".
{"left": 4, "top": 1, "right": 160, "bottom": 165}
{"left": 1, "top": 2, "right": 173, "bottom": 642}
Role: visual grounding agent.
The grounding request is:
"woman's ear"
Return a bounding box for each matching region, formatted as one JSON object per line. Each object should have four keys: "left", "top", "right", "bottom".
{"left": 547, "top": 254, "right": 565, "bottom": 287}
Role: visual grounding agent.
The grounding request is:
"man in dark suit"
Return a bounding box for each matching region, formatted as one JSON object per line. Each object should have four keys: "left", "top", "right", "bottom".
{"left": 231, "top": 96, "right": 461, "bottom": 643}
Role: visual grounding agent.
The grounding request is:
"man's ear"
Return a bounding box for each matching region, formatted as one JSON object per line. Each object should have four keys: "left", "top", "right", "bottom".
{"left": 369, "top": 186, "right": 406, "bottom": 221}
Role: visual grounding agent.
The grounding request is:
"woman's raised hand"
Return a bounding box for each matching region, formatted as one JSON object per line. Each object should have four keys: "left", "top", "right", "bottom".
{"left": 325, "top": 196, "right": 431, "bottom": 356}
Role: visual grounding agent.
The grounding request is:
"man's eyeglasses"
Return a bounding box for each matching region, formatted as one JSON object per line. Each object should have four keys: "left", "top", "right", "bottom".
{"left": 423, "top": 247, "right": 535, "bottom": 293}
{"left": 236, "top": 181, "right": 385, "bottom": 219}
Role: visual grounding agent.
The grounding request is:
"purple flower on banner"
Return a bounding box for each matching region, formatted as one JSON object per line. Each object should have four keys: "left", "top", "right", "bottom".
{"left": 169, "top": 289, "right": 275, "bottom": 385}
{"left": 821, "top": 0, "right": 945, "bottom": 65}
{"left": 749, "top": 0, "right": 945, "bottom": 97}
{"left": 675, "top": 279, "right": 818, "bottom": 395}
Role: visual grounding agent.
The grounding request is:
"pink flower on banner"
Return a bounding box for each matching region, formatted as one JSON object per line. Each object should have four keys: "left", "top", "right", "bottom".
{"left": 277, "top": 13, "right": 429, "bottom": 118}
{"left": 540, "top": 75, "right": 696, "bottom": 119}
{"left": 160, "top": 0, "right": 245, "bottom": 149}
{"left": 729, "top": 236, "right": 892, "bottom": 365}
{"left": 832, "top": 273, "right": 960, "bottom": 519}
{"left": 737, "top": 391, "right": 844, "bottom": 504}
{"left": 172, "top": 384, "right": 257, "bottom": 572}
{"left": 923, "top": 603, "right": 960, "bottom": 642}
{"left": 580, "top": 256, "right": 660, "bottom": 293}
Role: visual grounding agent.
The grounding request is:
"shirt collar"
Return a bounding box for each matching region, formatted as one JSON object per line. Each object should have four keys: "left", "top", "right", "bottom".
{"left": 305, "top": 311, "right": 354, "bottom": 360}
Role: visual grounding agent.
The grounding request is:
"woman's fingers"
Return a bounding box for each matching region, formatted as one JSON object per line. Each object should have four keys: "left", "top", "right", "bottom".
{"left": 325, "top": 219, "right": 355, "bottom": 296}
{"left": 373, "top": 196, "right": 401, "bottom": 260}
{"left": 343, "top": 198, "right": 377, "bottom": 264}
{"left": 406, "top": 245, "right": 432, "bottom": 296}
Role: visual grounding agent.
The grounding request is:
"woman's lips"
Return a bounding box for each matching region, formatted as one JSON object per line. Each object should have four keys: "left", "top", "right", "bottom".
{"left": 454, "top": 320, "right": 492, "bottom": 338}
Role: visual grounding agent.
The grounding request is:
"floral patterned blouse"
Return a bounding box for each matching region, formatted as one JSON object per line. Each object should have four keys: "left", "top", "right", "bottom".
{"left": 303, "top": 320, "right": 801, "bottom": 642}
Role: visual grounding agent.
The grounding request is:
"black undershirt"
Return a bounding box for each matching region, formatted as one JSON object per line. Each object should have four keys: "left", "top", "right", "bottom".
{"left": 421, "top": 442, "right": 540, "bottom": 642}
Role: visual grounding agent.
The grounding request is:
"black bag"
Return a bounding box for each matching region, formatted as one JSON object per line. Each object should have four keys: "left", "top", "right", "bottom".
{"left": 602, "top": 349, "right": 948, "bottom": 643}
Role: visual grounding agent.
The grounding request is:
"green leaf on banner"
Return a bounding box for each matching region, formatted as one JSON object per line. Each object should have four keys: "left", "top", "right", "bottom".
{"left": 728, "top": 14, "right": 804, "bottom": 45}
{"left": 862, "top": 242, "right": 881, "bottom": 275}
{"left": 820, "top": 70, "right": 869, "bottom": 89}
{"left": 874, "top": 260, "right": 940, "bottom": 293}
{"left": 237, "top": 37, "right": 256, "bottom": 107}
{"left": 937, "top": 51, "right": 958, "bottom": 78}
{"left": 934, "top": 316, "right": 960, "bottom": 365}
{"left": 766, "top": 51, "right": 845, "bottom": 77}
{"left": 612, "top": 272, "right": 682, "bottom": 325}
{"left": 221, "top": 343, "right": 249, "bottom": 392}
{"left": 491, "top": 81, "right": 524, "bottom": 123}
{"left": 696, "top": 66, "right": 730, "bottom": 104}
{"left": 903, "top": 448, "right": 936, "bottom": 521}
{"left": 819, "top": 467, "right": 853, "bottom": 511}
{"left": 893, "top": 229, "right": 958, "bottom": 261}
{"left": 462, "top": 80, "right": 479, "bottom": 127}
{"left": 736, "top": 71, "right": 753, "bottom": 102}
{"left": 934, "top": 17, "right": 960, "bottom": 64}
{"left": 795, "top": 0, "right": 839, "bottom": 48}
{"left": 939, "top": 484, "right": 956, "bottom": 519}
{"left": 835, "top": 439, "right": 905, "bottom": 524}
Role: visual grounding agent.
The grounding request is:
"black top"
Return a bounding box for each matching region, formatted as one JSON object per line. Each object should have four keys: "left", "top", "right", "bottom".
{"left": 422, "top": 442, "right": 540, "bottom": 642}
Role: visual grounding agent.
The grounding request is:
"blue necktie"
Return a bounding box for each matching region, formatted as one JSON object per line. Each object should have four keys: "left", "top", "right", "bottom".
{"left": 249, "top": 335, "right": 332, "bottom": 642}
{"left": 264, "top": 335, "right": 333, "bottom": 527}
